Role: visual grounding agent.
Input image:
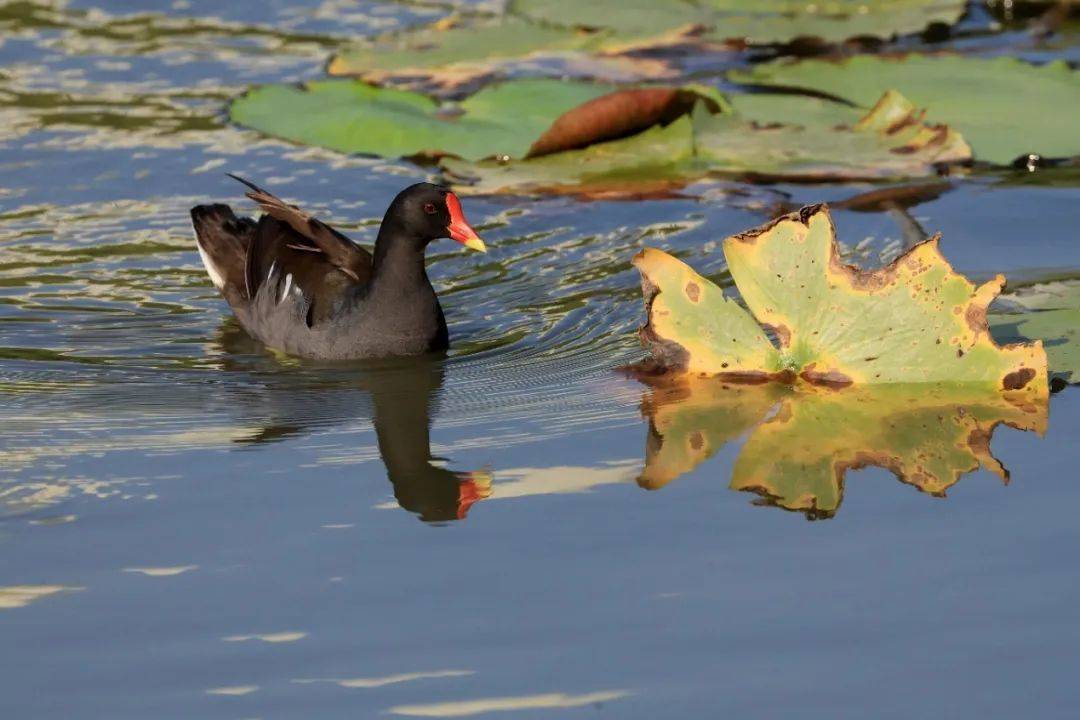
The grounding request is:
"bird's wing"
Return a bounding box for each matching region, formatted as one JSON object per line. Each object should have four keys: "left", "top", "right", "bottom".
{"left": 228, "top": 173, "right": 372, "bottom": 284}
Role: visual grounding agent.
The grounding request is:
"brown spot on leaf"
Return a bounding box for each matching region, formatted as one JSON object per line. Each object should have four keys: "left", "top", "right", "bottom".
{"left": 800, "top": 367, "right": 854, "bottom": 388}
{"left": 1002, "top": 367, "right": 1036, "bottom": 391}
{"left": 684, "top": 281, "right": 700, "bottom": 303}
{"left": 964, "top": 302, "right": 988, "bottom": 336}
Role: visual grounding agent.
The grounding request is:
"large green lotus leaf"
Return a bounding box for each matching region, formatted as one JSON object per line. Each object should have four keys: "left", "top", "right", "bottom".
{"left": 331, "top": 2, "right": 966, "bottom": 91}
{"left": 634, "top": 206, "right": 1049, "bottom": 397}
{"left": 990, "top": 279, "right": 1080, "bottom": 383}
{"left": 230, "top": 79, "right": 612, "bottom": 161}
{"left": 730, "top": 384, "right": 1047, "bottom": 518}
{"left": 509, "top": 0, "right": 711, "bottom": 37}
{"left": 443, "top": 90, "right": 970, "bottom": 193}
{"left": 731, "top": 55, "right": 1080, "bottom": 164}
{"left": 696, "top": 90, "right": 969, "bottom": 180}
{"left": 512, "top": 0, "right": 964, "bottom": 45}
{"left": 724, "top": 92, "right": 860, "bottom": 127}
{"left": 328, "top": 16, "right": 688, "bottom": 89}
{"left": 703, "top": 0, "right": 965, "bottom": 43}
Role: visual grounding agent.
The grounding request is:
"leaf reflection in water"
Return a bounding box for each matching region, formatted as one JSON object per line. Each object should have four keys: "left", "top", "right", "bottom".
{"left": 637, "top": 377, "right": 1048, "bottom": 519}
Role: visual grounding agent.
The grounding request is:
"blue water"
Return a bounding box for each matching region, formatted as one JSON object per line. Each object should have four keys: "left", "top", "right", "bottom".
{"left": 1, "top": 1, "right": 1078, "bottom": 718}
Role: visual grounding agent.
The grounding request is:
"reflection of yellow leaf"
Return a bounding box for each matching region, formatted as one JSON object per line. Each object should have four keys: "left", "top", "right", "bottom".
{"left": 638, "top": 381, "right": 1047, "bottom": 519}
{"left": 638, "top": 377, "right": 783, "bottom": 489}
{"left": 634, "top": 206, "right": 1048, "bottom": 399}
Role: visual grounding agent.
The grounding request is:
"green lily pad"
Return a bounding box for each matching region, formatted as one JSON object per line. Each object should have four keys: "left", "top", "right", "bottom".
{"left": 328, "top": 16, "right": 688, "bottom": 90}
{"left": 443, "top": 89, "right": 970, "bottom": 192}
{"left": 328, "top": 2, "right": 966, "bottom": 90}
{"left": 731, "top": 55, "right": 1080, "bottom": 164}
{"left": 509, "top": 0, "right": 710, "bottom": 38}
{"left": 991, "top": 279, "right": 1080, "bottom": 383}
{"left": 702, "top": 0, "right": 965, "bottom": 44}
{"left": 512, "top": 0, "right": 964, "bottom": 44}
{"left": 231, "top": 77, "right": 970, "bottom": 191}
{"left": 230, "top": 79, "right": 613, "bottom": 161}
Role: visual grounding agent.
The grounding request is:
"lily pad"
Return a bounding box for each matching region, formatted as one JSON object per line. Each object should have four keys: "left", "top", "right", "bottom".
{"left": 731, "top": 55, "right": 1080, "bottom": 164}
{"left": 701, "top": 0, "right": 966, "bottom": 44}
{"left": 639, "top": 380, "right": 1047, "bottom": 518}
{"left": 230, "top": 79, "right": 614, "bottom": 161}
{"left": 231, "top": 77, "right": 968, "bottom": 192}
{"left": 633, "top": 205, "right": 1048, "bottom": 397}
{"left": 443, "top": 89, "right": 970, "bottom": 192}
{"left": 327, "top": 16, "right": 689, "bottom": 90}
{"left": 329, "top": 1, "right": 966, "bottom": 90}
{"left": 509, "top": 0, "right": 711, "bottom": 39}
{"left": 991, "top": 279, "right": 1080, "bottom": 383}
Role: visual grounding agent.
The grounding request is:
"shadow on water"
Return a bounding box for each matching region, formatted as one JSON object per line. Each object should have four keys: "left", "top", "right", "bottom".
{"left": 215, "top": 321, "right": 491, "bottom": 523}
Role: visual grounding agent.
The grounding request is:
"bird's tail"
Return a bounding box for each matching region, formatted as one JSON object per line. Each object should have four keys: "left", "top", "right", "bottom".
{"left": 191, "top": 204, "right": 255, "bottom": 301}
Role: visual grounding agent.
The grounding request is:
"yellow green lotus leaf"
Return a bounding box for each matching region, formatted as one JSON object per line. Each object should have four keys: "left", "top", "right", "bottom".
{"left": 724, "top": 205, "right": 1047, "bottom": 394}
{"left": 730, "top": 384, "right": 1048, "bottom": 518}
{"left": 631, "top": 247, "right": 779, "bottom": 379}
{"left": 634, "top": 206, "right": 1048, "bottom": 398}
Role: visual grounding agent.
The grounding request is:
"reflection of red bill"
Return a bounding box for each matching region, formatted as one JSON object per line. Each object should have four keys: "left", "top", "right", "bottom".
{"left": 457, "top": 471, "right": 493, "bottom": 520}
{"left": 446, "top": 193, "right": 486, "bottom": 253}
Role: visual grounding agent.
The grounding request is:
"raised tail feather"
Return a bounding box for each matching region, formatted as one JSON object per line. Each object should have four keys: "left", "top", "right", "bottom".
{"left": 191, "top": 204, "right": 255, "bottom": 302}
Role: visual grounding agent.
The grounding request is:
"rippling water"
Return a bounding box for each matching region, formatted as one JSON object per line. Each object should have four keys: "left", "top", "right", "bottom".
{"left": 2, "top": 1, "right": 1080, "bottom": 718}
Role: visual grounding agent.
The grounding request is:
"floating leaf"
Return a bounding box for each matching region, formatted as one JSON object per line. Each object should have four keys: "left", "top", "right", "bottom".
{"left": 634, "top": 205, "right": 1048, "bottom": 398}
{"left": 701, "top": 0, "right": 965, "bottom": 44}
{"left": 632, "top": 247, "right": 778, "bottom": 379}
{"left": 328, "top": 2, "right": 965, "bottom": 91}
{"left": 991, "top": 279, "right": 1080, "bottom": 383}
{"left": 638, "top": 379, "right": 1048, "bottom": 518}
{"left": 731, "top": 55, "right": 1080, "bottom": 164}
{"left": 509, "top": 0, "right": 714, "bottom": 38}
{"left": 327, "top": 16, "right": 688, "bottom": 90}
{"left": 443, "top": 89, "right": 970, "bottom": 193}
{"left": 230, "top": 79, "right": 614, "bottom": 161}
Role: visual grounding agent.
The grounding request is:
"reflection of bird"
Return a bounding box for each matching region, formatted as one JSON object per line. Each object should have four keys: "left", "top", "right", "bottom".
{"left": 368, "top": 360, "right": 492, "bottom": 522}
{"left": 191, "top": 176, "right": 486, "bottom": 360}
{"left": 216, "top": 326, "right": 490, "bottom": 522}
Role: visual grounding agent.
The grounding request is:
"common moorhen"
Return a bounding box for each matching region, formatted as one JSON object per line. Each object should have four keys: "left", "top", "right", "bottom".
{"left": 191, "top": 175, "right": 486, "bottom": 359}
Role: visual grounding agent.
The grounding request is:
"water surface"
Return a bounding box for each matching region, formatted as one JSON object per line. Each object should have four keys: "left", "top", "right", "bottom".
{"left": 2, "top": 1, "right": 1079, "bottom": 718}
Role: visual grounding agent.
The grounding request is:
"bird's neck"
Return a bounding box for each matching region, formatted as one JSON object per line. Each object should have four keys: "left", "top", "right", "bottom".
{"left": 371, "top": 223, "right": 430, "bottom": 291}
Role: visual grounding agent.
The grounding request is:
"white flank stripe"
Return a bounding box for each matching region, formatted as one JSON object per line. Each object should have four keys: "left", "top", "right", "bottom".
{"left": 193, "top": 224, "right": 225, "bottom": 290}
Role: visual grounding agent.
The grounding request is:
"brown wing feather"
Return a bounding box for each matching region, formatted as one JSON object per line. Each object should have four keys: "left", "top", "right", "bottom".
{"left": 227, "top": 173, "right": 372, "bottom": 283}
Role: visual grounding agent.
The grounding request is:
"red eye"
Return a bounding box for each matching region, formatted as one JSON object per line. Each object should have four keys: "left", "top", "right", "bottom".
{"left": 423, "top": 202, "right": 437, "bottom": 214}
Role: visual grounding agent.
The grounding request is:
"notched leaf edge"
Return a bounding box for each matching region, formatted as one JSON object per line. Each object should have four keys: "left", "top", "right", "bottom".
{"left": 634, "top": 204, "right": 1048, "bottom": 393}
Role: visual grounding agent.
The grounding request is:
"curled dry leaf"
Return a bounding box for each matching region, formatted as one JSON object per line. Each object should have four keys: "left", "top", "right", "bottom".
{"left": 526, "top": 87, "right": 723, "bottom": 159}
{"left": 633, "top": 205, "right": 1048, "bottom": 398}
